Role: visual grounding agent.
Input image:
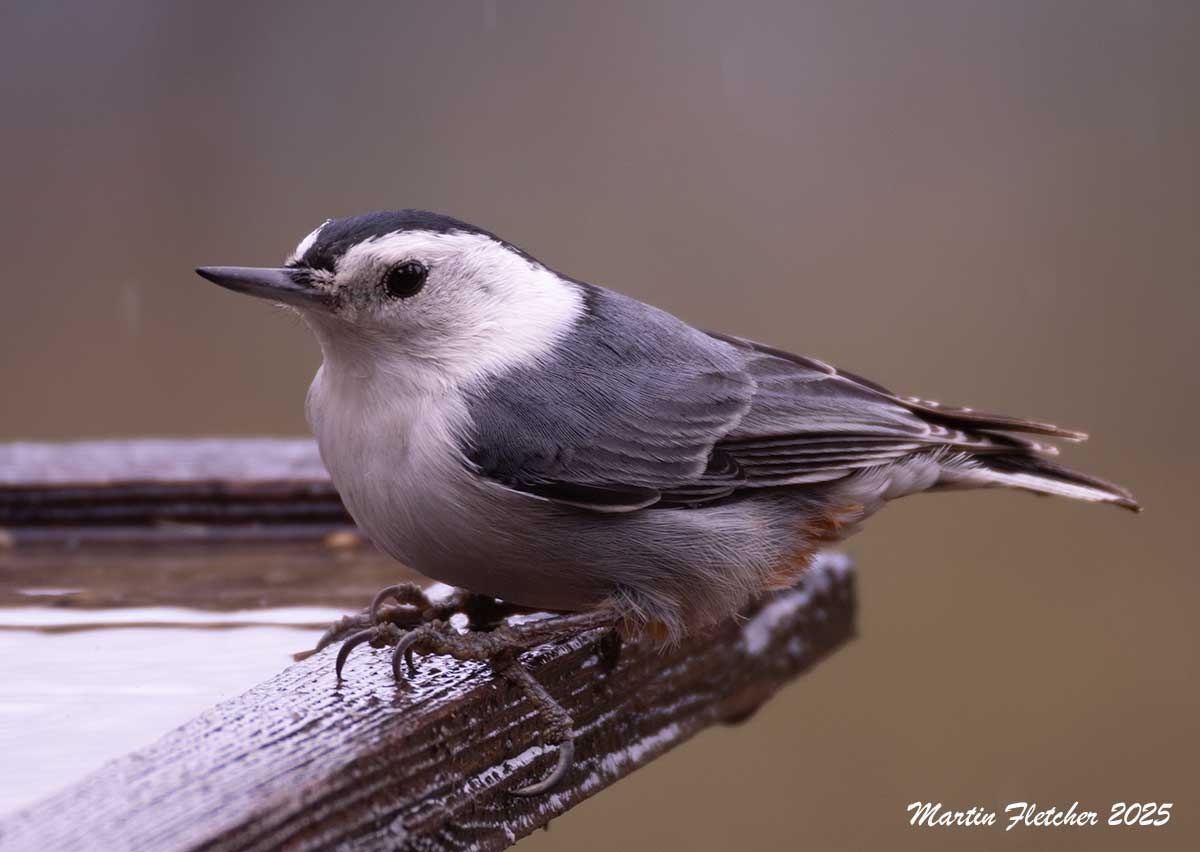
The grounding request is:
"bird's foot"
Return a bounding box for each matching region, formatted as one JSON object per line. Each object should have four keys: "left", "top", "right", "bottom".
{"left": 295, "top": 581, "right": 525, "bottom": 662}
{"left": 334, "top": 600, "right": 616, "bottom": 795}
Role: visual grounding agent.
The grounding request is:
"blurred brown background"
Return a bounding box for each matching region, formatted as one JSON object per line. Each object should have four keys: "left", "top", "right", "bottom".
{"left": 1, "top": 1, "right": 1197, "bottom": 849}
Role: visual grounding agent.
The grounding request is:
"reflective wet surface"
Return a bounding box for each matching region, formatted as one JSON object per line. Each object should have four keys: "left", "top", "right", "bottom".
{"left": 0, "top": 541, "right": 421, "bottom": 815}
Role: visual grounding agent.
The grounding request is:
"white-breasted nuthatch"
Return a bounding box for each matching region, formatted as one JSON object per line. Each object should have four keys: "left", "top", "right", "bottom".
{"left": 198, "top": 209, "right": 1137, "bottom": 792}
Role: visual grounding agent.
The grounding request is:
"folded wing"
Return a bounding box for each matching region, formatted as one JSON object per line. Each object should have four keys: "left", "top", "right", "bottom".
{"left": 460, "top": 285, "right": 1133, "bottom": 512}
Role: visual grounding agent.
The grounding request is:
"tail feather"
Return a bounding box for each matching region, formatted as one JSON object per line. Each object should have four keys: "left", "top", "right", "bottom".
{"left": 968, "top": 454, "right": 1140, "bottom": 512}
{"left": 903, "top": 398, "right": 1088, "bottom": 442}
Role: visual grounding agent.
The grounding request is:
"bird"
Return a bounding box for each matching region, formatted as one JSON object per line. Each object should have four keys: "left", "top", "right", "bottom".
{"left": 196, "top": 209, "right": 1138, "bottom": 793}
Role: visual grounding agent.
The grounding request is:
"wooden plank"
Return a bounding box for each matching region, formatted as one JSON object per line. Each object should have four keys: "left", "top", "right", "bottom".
{"left": 0, "top": 554, "right": 856, "bottom": 852}
{"left": 0, "top": 439, "right": 348, "bottom": 544}
{"left": 0, "top": 439, "right": 329, "bottom": 485}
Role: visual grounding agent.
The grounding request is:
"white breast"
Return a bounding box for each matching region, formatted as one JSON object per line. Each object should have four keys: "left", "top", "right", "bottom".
{"left": 305, "top": 362, "right": 476, "bottom": 565}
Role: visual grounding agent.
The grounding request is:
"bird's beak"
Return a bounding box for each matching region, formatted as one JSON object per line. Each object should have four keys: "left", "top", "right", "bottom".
{"left": 194, "top": 266, "right": 333, "bottom": 309}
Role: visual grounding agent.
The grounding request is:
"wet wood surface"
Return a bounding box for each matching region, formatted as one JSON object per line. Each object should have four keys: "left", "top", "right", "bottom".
{"left": 0, "top": 539, "right": 418, "bottom": 610}
{"left": 0, "top": 439, "right": 348, "bottom": 543}
{"left": 0, "top": 556, "right": 856, "bottom": 852}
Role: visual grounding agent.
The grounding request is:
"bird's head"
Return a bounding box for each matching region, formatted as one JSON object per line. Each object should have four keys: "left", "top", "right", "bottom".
{"left": 196, "top": 210, "right": 583, "bottom": 385}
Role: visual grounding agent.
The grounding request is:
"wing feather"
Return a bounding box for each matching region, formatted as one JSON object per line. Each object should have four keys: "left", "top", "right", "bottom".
{"left": 462, "top": 286, "right": 753, "bottom": 510}
{"left": 461, "top": 285, "right": 1077, "bottom": 511}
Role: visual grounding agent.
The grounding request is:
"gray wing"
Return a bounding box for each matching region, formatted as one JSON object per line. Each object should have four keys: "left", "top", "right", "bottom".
{"left": 460, "top": 286, "right": 756, "bottom": 511}
{"left": 708, "top": 333, "right": 1078, "bottom": 488}
{"left": 461, "top": 286, "right": 1081, "bottom": 511}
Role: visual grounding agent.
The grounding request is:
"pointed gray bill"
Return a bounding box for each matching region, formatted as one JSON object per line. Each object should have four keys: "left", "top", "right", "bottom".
{"left": 195, "top": 266, "right": 333, "bottom": 308}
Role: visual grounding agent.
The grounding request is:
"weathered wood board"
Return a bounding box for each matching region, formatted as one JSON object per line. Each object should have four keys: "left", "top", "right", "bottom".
{"left": 0, "top": 555, "right": 855, "bottom": 852}
{"left": 0, "top": 439, "right": 346, "bottom": 542}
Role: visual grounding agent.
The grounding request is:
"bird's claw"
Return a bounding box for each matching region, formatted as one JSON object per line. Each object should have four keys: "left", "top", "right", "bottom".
{"left": 499, "top": 658, "right": 579, "bottom": 796}
{"left": 324, "top": 585, "right": 616, "bottom": 795}
{"left": 334, "top": 627, "right": 378, "bottom": 683}
{"left": 369, "top": 581, "right": 433, "bottom": 622}
{"left": 510, "top": 736, "right": 575, "bottom": 797}
{"left": 390, "top": 621, "right": 450, "bottom": 681}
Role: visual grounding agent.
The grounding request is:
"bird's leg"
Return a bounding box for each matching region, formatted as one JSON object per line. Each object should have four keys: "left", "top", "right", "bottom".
{"left": 498, "top": 659, "right": 576, "bottom": 796}
{"left": 296, "top": 582, "right": 528, "bottom": 662}
{"left": 297, "top": 581, "right": 430, "bottom": 661}
{"left": 376, "top": 613, "right": 613, "bottom": 795}
{"left": 335, "top": 607, "right": 617, "bottom": 794}
{"left": 380, "top": 609, "right": 615, "bottom": 680}
{"left": 398, "top": 611, "right": 616, "bottom": 794}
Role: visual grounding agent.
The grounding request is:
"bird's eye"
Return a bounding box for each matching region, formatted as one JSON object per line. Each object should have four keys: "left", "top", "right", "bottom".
{"left": 384, "top": 261, "right": 428, "bottom": 299}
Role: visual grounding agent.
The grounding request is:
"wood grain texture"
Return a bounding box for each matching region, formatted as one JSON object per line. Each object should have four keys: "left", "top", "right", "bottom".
{"left": 0, "top": 439, "right": 329, "bottom": 485}
{"left": 0, "top": 439, "right": 348, "bottom": 543}
{"left": 0, "top": 555, "right": 855, "bottom": 852}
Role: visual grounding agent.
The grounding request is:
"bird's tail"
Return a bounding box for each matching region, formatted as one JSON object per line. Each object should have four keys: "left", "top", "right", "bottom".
{"left": 888, "top": 394, "right": 1141, "bottom": 512}
{"left": 956, "top": 452, "right": 1140, "bottom": 512}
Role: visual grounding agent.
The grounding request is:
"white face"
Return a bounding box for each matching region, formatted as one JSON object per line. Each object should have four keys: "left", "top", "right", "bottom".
{"left": 291, "top": 227, "right": 584, "bottom": 388}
